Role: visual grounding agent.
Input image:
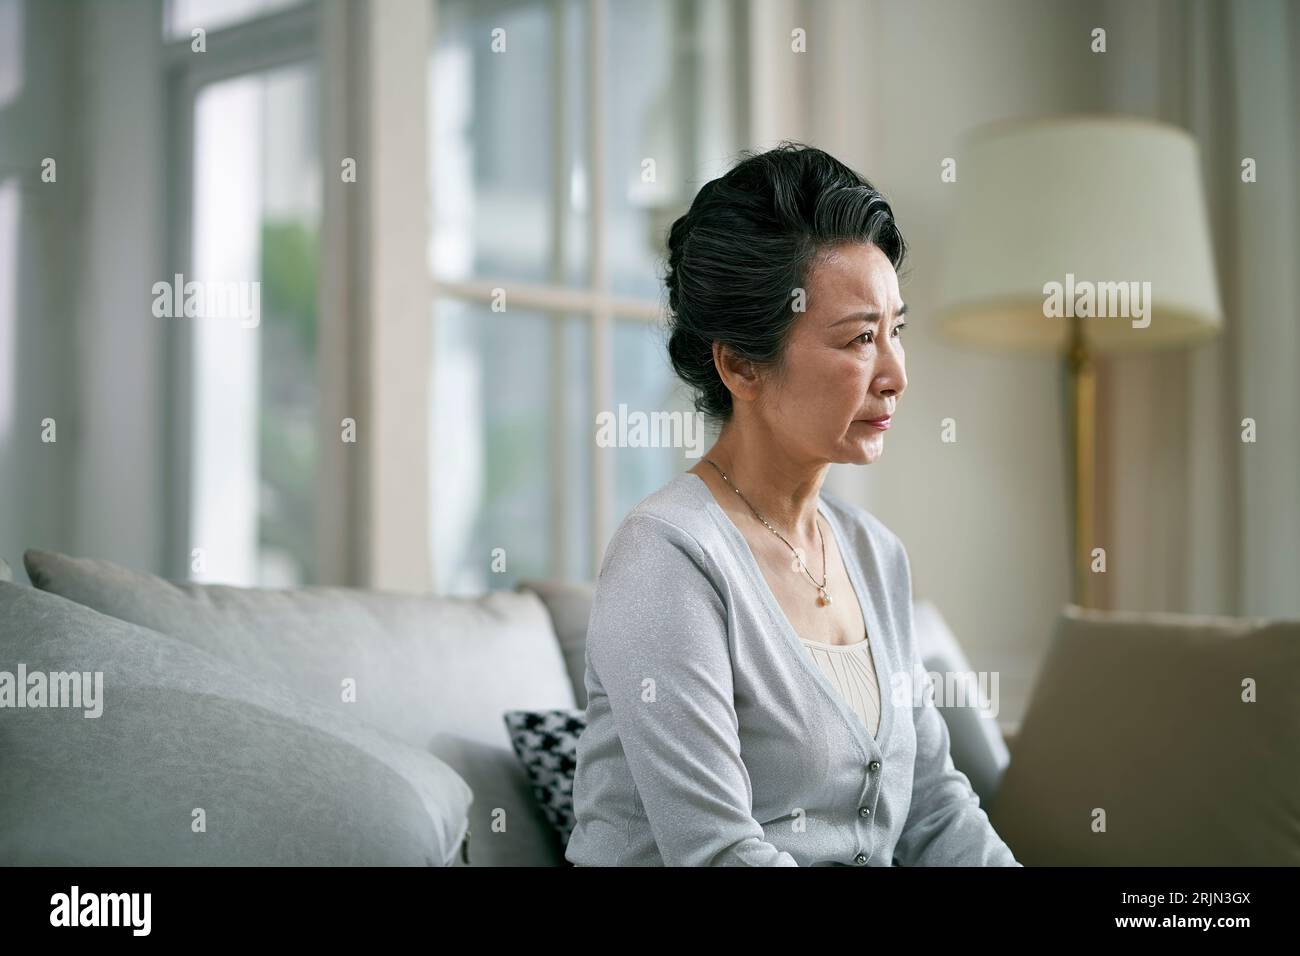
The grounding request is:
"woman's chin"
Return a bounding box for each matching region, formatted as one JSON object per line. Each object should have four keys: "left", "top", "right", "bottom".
{"left": 841, "top": 433, "right": 886, "bottom": 464}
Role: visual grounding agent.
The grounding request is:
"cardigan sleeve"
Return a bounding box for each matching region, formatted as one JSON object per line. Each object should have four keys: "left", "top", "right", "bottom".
{"left": 888, "top": 541, "right": 1023, "bottom": 867}
{"left": 585, "top": 513, "right": 799, "bottom": 866}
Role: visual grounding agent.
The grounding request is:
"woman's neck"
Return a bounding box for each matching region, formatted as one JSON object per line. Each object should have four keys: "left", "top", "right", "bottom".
{"left": 693, "top": 427, "right": 829, "bottom": 543}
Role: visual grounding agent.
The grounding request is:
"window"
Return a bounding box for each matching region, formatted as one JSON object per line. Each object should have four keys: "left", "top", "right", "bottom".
{"left": 164, "top": 0, "right": 303, "bottom": 39}
{"left": 430, "top": 0, "right": 746, "bottom": 593}
{"left": 165, "top": 3, "right": 322, "bottom": 586}
{"left": 432, "top": 299, "right": 592, "bottom": 592}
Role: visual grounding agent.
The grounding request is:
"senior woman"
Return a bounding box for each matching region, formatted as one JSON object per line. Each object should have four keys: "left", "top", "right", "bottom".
{"left": 565, "top": 142, "right": 1019, "bottom": 867}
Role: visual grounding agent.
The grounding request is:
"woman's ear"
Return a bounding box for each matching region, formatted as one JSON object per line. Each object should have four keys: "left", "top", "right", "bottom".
{"left": 713, "top": 341, "right": 762, "bottom": 405}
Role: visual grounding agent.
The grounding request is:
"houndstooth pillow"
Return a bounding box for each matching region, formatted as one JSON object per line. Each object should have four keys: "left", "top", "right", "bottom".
{"left": 503, "top": 709, "right": 586, "bottom": 851}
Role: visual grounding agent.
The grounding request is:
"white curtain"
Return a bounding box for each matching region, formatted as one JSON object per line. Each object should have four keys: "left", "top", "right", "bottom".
{"left": 1097, "top": 0, "right": 1300, "bottom": 618}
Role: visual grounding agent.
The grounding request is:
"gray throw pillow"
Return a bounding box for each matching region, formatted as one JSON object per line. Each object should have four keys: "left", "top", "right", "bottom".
{"left": 24, "top": 548, "right": 577, "bottom": 867}
{"left": 0, "top": 581, "right": 472, "bottom": 865}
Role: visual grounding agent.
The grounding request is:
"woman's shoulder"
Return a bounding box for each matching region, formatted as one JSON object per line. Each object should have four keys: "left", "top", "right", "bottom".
{"left": 588, "top": 474, "right": 728, "bottom": 645}
{"left": 595, "top": 472, "right": 719, "bottom": 575}
{"left": 608, "top": 471, "right": 722, "bottom": 552}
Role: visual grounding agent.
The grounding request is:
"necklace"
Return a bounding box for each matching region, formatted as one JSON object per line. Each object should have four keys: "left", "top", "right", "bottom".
{"left": 702, "top": 458, "right": 833, "bottom": 608}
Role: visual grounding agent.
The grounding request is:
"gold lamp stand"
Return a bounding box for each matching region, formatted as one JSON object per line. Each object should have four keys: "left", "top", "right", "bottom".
{"left": 1064, "top": 313, "right": 1096, "bottom": 608}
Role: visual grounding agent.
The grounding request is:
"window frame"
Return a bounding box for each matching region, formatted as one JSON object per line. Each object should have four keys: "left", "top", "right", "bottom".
{"left": 429, "top": 0, "right": 747, "bottom": 586}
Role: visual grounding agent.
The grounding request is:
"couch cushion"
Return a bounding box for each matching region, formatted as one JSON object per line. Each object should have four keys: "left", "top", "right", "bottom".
{"left": 517, "top": 579, "right": 594, "bottom": 709}
{"left": 25, "top": 549, "right": 577, "bottom": 751}
{"left": 0, "top": 559, "right": 11, "bottom": 583}
{"left": 24, "top": 548, "right": 576, "bottom": 866}
{"left": 431, "top": 731, "right": 566, "bottom": 866}
{"left": 0, "top": 581, "right": 472, "bottom": 865}
{"left": 989, "top": 604, "right": 1300, "bottom": 865}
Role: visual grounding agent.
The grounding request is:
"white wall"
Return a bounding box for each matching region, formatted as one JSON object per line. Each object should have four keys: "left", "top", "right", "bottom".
{"left": 71, "top": 0, "right": 165, "bottom": 570}
{"left": 0, "top": 0, "right": 164, "bottom": 580}
{"left": 0, "top": 4, "right": 71, "bottom": 570}
{"left": 0, "top": 0, "right": 79, "bottom": 576}
{"left": 771, "top": 0, "right": 1110, "bottom": 727}
{"left": 1095, "top": 0, "right": 1300, "bottom": 619}
{"left": 778, "top": 0, "right": 1299, "bottom": 727}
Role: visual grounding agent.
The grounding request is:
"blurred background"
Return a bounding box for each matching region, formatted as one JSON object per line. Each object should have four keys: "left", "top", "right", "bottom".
{"left": 1, "top": 0, "right": 1296, "bottom": 729}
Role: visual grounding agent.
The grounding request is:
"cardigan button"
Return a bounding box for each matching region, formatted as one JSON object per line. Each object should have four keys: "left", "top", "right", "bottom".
{"left": 855, "top": 853, "right": 868, "bottom": 865}
{"left": 859, "top": 806, "right": 871, "bottom": 817}
{"left": 869, "top": 760, "right": 881, "bottom": 771}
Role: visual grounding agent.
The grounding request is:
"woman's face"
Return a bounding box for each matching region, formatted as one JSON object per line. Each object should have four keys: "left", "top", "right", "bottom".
{"left": 760, "top": 241, "right": 908, "bottom": 466}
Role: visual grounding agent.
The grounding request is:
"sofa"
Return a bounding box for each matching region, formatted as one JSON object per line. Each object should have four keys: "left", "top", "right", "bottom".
{"left": 2, "top": 551, "right": 1296, "bottom": 866}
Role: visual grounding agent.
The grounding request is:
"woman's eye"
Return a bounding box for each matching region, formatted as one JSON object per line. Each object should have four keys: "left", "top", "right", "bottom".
{"left": 853, "top": 322, "right": 905, "bottom": 346}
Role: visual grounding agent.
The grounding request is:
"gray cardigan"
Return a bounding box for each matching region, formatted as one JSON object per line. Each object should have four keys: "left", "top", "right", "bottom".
{"left": 565, "top": 471, "right": 1020, "bottom": 866}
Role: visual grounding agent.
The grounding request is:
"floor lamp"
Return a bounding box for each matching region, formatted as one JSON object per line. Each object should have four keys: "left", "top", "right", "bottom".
{"left": 936, "top": 117, "right": 1223, "bottom": 608}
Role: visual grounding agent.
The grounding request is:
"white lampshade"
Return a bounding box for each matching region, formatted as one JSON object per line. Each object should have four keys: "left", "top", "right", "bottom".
{"left": 936, "top": 116, "right": 1223, "bottom": 353}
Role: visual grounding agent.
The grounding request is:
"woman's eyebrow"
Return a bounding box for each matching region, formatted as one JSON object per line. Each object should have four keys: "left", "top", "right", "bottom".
{"left": 829, "top": 303, "right": 909, "bottom": 327}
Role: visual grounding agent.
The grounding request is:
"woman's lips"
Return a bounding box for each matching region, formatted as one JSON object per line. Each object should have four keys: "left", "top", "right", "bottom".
{"left": 858, "top": 416, "right": 892, "bottom": 430}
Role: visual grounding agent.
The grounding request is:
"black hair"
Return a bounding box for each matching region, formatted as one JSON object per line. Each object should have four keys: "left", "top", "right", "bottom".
{"left": 663, "top": 141, "right": 908, "bottom": 425}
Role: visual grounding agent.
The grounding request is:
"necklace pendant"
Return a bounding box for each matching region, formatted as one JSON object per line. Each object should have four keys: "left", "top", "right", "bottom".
{"left": 818, "top": 587, "right": 832, "bottom": 607}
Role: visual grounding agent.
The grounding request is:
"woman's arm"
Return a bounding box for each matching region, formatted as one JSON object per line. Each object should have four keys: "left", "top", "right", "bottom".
{"left": 585, "top": 512, "right": 798, "bottom": 866}
{"left": 889, "top": 544, "right": 1022, "bottom": 867}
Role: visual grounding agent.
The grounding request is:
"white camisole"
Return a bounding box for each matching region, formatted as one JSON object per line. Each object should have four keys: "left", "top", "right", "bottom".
{"left": 798, "top": 633, "right": 882, "bottom": 738}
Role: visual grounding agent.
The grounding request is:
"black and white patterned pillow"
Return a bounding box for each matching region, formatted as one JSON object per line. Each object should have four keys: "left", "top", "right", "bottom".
{"left": 503, "top": 709, "right": 586, "bottom": 849}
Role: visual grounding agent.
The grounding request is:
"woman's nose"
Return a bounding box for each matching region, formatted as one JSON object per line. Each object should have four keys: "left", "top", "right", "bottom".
{"left": 876, "top": 343, "right": 906, "bottom": 397}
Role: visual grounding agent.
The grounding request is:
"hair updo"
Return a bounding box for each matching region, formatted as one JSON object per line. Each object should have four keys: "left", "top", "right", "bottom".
{"left": 663, "top": 141, "right": 907, "bottom": 425}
